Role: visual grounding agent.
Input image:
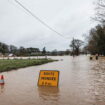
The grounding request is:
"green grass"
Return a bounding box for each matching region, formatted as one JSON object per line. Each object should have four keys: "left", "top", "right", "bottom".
{"left": 0, "top": 59, "right": 56, "bottom": 72}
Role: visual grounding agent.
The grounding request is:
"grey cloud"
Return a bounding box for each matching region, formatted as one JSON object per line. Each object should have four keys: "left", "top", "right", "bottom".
{"left": 0, "top": 0, "right": 96, "bottom": 50}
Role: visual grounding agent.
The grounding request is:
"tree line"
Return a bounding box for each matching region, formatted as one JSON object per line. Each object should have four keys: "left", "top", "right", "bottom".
{"left": 85, "top": 0, "right": 105, "bottom": 55}
{"left": 0, "top": 42, "right": 72, "bottom": 56}
{"left": 70, "top": 0, "right": 105, "bottom": 56}
{"left": 0, "top": 42, "right": 40, "bottom": 56}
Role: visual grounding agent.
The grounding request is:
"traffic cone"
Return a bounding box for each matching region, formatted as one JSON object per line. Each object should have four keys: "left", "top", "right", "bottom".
{"left": 0, "top": 75, "right": 5, "bottom": 85}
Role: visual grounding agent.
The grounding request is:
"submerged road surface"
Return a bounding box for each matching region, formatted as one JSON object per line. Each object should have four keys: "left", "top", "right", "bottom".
{"left": 0, "top": 56, "right": 105, "bottom": 105}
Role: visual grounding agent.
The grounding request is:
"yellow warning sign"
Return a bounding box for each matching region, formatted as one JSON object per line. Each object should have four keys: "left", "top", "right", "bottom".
{"left": 38, "top": 70, "right": 59, "bottom": 87}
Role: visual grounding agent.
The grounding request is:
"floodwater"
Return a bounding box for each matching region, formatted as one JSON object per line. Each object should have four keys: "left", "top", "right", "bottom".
{"left": 0, "top": 55, "right": 105, "bottom": 105}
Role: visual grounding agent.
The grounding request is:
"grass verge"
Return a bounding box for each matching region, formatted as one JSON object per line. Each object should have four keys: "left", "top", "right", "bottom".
{"left": 0, "top": 59, "right": 56, "bottom": 72}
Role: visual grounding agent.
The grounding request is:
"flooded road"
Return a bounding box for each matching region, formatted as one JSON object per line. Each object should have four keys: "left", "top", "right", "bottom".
{"left": 0, "top": 56, "right": 105, "bottom": 105}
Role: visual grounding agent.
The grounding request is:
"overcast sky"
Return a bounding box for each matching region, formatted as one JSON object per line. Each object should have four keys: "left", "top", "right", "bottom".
{"left": 0, "top": 0, "right": 97, "bottom": 51}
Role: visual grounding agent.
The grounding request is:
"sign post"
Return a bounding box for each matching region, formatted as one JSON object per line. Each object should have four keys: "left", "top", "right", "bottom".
{"left": 38, "top": 70, "right": 59, "bottom": 87}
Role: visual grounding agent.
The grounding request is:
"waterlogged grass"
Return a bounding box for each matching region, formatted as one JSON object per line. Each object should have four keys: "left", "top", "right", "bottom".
{"left": 0, "top": 59, "right": 56, "bottom": 72}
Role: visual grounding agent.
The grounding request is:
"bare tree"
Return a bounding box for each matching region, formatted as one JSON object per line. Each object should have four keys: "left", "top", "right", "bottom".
{"left": 70, "top": 39, "right": 83, "bottom": 56}
{"left": 94, "top": 0, "right": 105, "bottom": 24}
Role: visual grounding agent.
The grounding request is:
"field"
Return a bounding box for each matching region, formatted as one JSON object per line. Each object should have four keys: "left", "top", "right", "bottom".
{"left": 0, "top": 58, "right": 55, "bottom": 72}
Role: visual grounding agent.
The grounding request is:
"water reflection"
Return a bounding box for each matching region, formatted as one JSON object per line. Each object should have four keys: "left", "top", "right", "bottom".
{"left": 0, "top": 85, "right": 5, "bottom": 94}
{"left": 38, "top": 87, "right": 60, "bottom": 102}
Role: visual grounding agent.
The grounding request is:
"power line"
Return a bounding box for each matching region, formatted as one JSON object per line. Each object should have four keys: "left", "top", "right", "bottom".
{"left": 14, "top": 0, "right": 70, "bottom": 39}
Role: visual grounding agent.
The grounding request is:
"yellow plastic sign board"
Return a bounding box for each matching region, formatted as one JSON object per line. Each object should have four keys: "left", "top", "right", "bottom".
{"left": 38, "top": 70, "right": 59, "bottom": 87}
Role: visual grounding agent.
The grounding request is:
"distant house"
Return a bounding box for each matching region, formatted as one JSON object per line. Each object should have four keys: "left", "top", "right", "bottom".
{"left": 8, "top": 53, "right": 16, "bottom": 57}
